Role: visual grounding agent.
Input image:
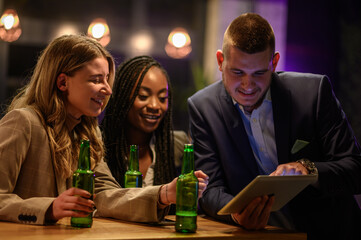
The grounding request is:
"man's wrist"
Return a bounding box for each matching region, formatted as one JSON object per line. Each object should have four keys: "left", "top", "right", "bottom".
{"left": 296, "top": 158, "right": 318, "bottom": 175}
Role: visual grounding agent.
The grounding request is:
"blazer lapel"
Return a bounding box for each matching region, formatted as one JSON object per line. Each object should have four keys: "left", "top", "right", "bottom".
{"left": 271, "top": 73, "right": 291, "bottom": 165}
{"left": 55, "top": 170, "right": 68, "bottom": 195}
{"left": 218, "top": 83, "right": 259, "bottom": 176}
{"left": 32, "top": 108, "right": 67, "bottom": 195}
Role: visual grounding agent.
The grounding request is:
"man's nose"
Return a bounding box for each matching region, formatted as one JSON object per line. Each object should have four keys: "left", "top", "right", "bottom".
{"left": 240, "top": 75, "right": 254, "bottom": 89}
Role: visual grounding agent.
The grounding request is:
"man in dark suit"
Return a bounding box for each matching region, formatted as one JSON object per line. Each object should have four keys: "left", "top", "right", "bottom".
{"left": 188, "top": 13, "right": 361, "bottom": 239}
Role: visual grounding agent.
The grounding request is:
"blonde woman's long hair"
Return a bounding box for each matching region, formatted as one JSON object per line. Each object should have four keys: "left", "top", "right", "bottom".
{"left": 7, "top": 35, "right": 115, "bottom": 178}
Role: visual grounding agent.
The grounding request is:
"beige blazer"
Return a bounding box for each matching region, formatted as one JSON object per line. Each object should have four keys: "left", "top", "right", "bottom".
{"left": 0, "top": 108, "right": 166, "bottom": 225}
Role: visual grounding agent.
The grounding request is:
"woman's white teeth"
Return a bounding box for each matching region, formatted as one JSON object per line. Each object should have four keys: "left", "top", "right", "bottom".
{"left": 144, "top": 115, "right": 159, "bottom": 119}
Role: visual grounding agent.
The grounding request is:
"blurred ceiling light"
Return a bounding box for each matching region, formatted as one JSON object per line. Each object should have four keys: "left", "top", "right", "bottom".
{"left": 172, "top": 33, "right": 187, "bottom": 47}
{"left": 87, "top": 18, "right": 110, "bottom": 47}
{"left": 165, "top": 28, "right": 192, "bottom": 59}
{"left": 168, "top": 28, "right": 191, "bottom": 48}
{"left": 129, "top": 31, "right": 154, "bottom": 54}
{"left": 0, "top": 9, "right": 22, "bottom": 42}
{"left": 3, "top": 13, "right": 15, "bottom": 30}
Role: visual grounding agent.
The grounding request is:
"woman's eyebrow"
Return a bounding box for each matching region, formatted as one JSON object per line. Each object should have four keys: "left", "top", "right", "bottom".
{"left": 139, "top": 86, "right": 168, "bottom": 93}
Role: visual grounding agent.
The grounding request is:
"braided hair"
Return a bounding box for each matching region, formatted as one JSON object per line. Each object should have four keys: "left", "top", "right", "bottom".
{"left": 101, "top": 56, "right": 175, "bottom": 187}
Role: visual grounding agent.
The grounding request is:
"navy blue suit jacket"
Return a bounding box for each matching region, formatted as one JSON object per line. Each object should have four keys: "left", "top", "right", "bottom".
{"left": 188, "top": 72, "right": 361, "bottom": 239}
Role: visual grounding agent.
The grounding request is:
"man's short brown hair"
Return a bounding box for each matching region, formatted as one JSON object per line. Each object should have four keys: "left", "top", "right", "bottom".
{"left": 223, "top": 13, "right": 275, "bottom": 58}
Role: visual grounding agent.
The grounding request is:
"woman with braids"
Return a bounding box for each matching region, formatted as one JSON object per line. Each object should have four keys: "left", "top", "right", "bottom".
{"left": 0, "top": 35, "right": 207, "bottom": 225}
{"left": 101, "top": 56, "right": 208, "bottom": 209}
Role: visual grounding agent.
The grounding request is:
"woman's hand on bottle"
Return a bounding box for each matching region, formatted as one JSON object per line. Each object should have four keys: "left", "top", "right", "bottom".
{"left": 159, "top": 170, "right": 209, "bottom": 205}
{"left": 46, "top": 187, "right": 95, "bottom": 221}
{"left": 194, "top": 170, "right": 208, "bottom": 198}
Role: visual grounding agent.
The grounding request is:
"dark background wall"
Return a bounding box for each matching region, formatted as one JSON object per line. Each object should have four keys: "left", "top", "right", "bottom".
{"left": 286, "top": 0, "right": 361, "bottom": 144}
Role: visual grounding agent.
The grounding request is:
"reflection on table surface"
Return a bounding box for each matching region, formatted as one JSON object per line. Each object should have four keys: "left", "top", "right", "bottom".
{"left": 0, "top": 215, "right": 306, "bottom": 240}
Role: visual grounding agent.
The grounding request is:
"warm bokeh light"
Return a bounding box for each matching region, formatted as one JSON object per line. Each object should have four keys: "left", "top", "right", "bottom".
{"left": 3, "top": 14, "right": 15, "bottom": 30}
{"left": 165, "top": 44, "right": 192, "bottom": 59}
{"left": 168, "top": 28, "right": 191, "bottom": 48}
{"left": 87, "top": 18, "right": 110, "bottom": 47}
{"left": 91, "top": 23, "right": 106, "bottom": 39}
{"left": 165, "top": 28, "right": 192, "bottom": 59}
{"left": 172, "top": 32, "right": 187, "bottom": 48}
{"left": 129, "top": 31, "right": 154, "bottom": 54}
{"left": 0, "top": 9, "right": 21, "bottom": 42}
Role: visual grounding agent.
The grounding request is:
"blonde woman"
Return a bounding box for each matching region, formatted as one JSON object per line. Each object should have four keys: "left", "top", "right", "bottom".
{"left": 0, "top": 35, "right": 208, "bottom": 225}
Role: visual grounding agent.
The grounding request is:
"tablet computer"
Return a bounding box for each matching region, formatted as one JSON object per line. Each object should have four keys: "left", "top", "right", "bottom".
{"left": 217, "top": 174, "right": 318, "bottom": 215}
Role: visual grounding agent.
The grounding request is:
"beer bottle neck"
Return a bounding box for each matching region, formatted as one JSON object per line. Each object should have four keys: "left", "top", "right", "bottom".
{"left": 181, "top": 145, "right": 194, "bottom": 174}
{"left": 78, "top": 140, "right": 90, "bottom": 170}
{"left": 128, "top": 145, "right": 139, "bottom": 171}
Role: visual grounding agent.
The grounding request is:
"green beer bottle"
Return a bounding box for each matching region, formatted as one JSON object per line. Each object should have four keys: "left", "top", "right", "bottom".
{"left": 124, "top": 145, "right": 143, "bottom": 188}
{"left": 175, "top": 144, "right": 198, "bottom": 233}
{"left": 71, "top": 139, "right": 94, "bottom": 228}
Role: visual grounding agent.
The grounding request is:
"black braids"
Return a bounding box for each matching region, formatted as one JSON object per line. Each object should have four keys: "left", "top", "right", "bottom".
{"left": 116, "top": 68, "right": 146, "bottom": 184}
{"left": 153, "top": 69, "right": 175, "bottom": 185}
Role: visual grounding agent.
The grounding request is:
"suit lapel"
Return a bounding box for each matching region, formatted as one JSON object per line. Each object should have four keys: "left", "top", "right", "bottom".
{"left": 271, "top": 73, "right": 291, "bottom": 165}
{"left": 218, "top": 83, "right": 259, "bottom": 176}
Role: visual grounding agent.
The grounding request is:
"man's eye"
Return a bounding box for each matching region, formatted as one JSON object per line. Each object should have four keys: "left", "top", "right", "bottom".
{"left": 254, "top": 71, "right": 267, "bottom": 76}
{"left": 232, "top": 70, "right": 243, "bottom": 75}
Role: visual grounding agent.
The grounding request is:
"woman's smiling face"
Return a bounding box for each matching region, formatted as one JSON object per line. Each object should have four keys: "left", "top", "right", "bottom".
{"left": 127, "top": 66, "right": 169, "bottom": 134}
{"left": 57, "top": 57, "right": 112, "bottom": 119}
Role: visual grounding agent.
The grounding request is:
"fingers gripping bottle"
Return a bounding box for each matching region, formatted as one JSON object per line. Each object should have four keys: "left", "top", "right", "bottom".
{"left": 71, "top": 139, "right": 94, "bottom": 228}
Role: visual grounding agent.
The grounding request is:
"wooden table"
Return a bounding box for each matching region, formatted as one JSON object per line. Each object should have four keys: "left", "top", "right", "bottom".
{"left": 0, "top": 216, "right": 306, "bottom": 240}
